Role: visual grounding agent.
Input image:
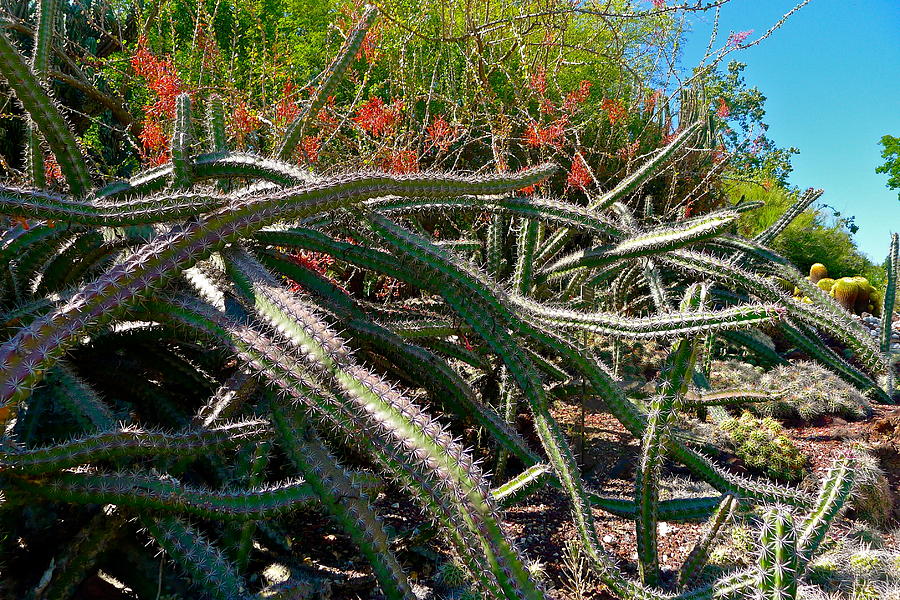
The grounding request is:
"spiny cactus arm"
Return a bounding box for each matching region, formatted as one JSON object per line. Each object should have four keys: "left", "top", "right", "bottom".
{"left": 513, "top": 219, "right": 540, "bottom": 295}
{"left": 662, "top": 249, "right": 885, "bottom": 374}
{"left": 360, "top": 213, "right": 668, "bottom": 600}
{"left": 206, "top": 94, "right": 226, "bottom": 153}
{"left": 368, "top": 194, "right": 623, "bottom": 237}
{"left": 519, "top": 320, "right": 812, "bottom": 507}
{"left": 0, "top": 419, "right": 270, "bottom": 473}
{"left": 534, "top": 121, "right": 703, "bottom": 268}
{"left": 271, "top": 405, "right": 415, "bottom": 600}
{"left": 0, "top": 166, "right": 554, "bottom": 419}
{"left": 757, "top": 506, "right": 799, "bottom": 600}
{"left": 754, "top": 188, "right": 823, "bottom": 246}
{"left": 882, "top": 233, "right": 898, "bottom": 396}
{"left": 38, "top": 506, "right": 124, "bottom": 600}
{"left": 635, "top": 396, "right": 671, "bottom": 587}
{"left": 36, "top": 231, "right": 112, "bottom": 296}
{"left": 275, "top": 5, "right": 377, "bottom": 160}
{"left": 226, "top": 440, "right": 270, "bottom": 571}
{"left": 682, "top": 389, "right": 777, "bottom": 408}
{"left": 0, "top": 27, "right": 91, "bottom": 197}
{"left": 796, "top": 454, "right": 855, "bottom": 566}
{"left": 10, "top": 469, "right": 315, "bottom": 520}
{"left": 25, "top": 0, "right": 57, "bottom": 188}
{"left": 171, "top": 93, "right": 193, "bottom": 188}
{"left": 780, "top": 320, "right": 887, "bottom": 401}
{"left": 194, "top": 369, "right": 258, "bottom": 427}
{"left": 0, "top": 186, "right": 229, "bottom": 225}
{"left": 677, "top": 494, "right": 737, "bottom": 588}
{"left": 213, "top": 249, "right": 542, "bottom": 599}
{"left": 492, "top": 463, "right": 552, "bottom": 507}
{"left": 142, "top": 515, "right": 248, "bottom": 600}
{"left": 513, "top": 294, "right": 782, "bottom": 339}
{"left": 145, "top": 297, "right": 539, "bottom": 600}
{"left": 40, "top": 362, "right": 116, "bottom": 431}
{"left": 588, "top": 495, "right": 726, "bottom": 522}
{"left": 539, "top": 211, "right": 739, "bottom": 281}
{"left": 91, "top": 152, "right": 316, "bottom": 202}
{"left": 344, "top": 317, "right": 538, "bottom": 463}
{"left": 720, "top": 329, "right": 788, "bottom": 367}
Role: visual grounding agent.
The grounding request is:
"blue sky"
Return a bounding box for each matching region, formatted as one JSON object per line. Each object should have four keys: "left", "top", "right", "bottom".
{"left": 680, "top": 0, "right": 900, "bottom": 263}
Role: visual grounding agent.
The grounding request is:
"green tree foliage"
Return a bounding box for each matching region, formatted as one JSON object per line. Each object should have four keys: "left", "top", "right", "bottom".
{"left": 876, "top": 134, "right": 900, "bottom": 200}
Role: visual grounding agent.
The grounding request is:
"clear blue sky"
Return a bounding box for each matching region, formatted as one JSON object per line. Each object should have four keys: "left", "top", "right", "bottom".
{"left": 680, "top": 0, "right": 900, "bottom": 263}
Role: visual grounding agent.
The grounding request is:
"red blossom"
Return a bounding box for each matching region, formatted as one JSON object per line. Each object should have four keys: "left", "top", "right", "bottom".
{"left": 131, "top": 38, "right": 183, "bottom": 119}
{"left": 727, "top": 30, "right": 753, "bottom": 47}
{"left": 317, "top": 95, "right": 338, "bottom": 126}
{"left": 382, "top": 149, "right": 419, "bottom": 174}
{"left": 275, "top": 81, "right": 300, "bottom": 126}
{"left": 524, "top": 118, "right": 567, "bottom": 149}
{"left": 291, "top": 249, "right": 335, "bottom": 277}
{"left": 601, "top": 98, "right": 628, "bottom": 125}
{"left": 716, "top": 97, "right": 730, "bottom": 118}
{"left": 651, "top": 0, "right": 665, "bottom": 8}
{"left": 300, "top": 135, "right": 321, "bottom": 163}
{"left": 230, "top": 100, "right": 260, "bottom": 147}
{"left": 44, "top": 153, "right": 62, "bottom": 184}
{"left": 566, "top": 154, "right": 592, "bottom": 191}
{"left": 427, "top": 115, "right": 454, "bottom": 151}
{"left": 529, "top": 68, "right": 548, "bottom": 96}
{"left": 354, "top": 97, "right": 403, "bottom": 137}
{"left": 562, "top": 80, "right": 592, "bottom": 113}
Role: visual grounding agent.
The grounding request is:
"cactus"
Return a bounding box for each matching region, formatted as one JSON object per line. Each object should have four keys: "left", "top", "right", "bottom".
{"left": 0, "top": 6, "right": 885, "bottom": 600}
{"left": 809, "top": 263, "right": 828, "bottom": 284}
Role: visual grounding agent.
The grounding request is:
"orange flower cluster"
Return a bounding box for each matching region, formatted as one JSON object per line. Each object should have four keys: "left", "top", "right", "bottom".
{"left": 427, "top": 115, "right": 455, "bottom": 151}
{"left": 601, "top": 98, "right": 628, "bottom": 125}
{"left": 524, "top": 118, "right": 567, "bottom": 149}
{"left": 354, "top": 97, "right": 403, "bottom": 137}
{"left": 131, "top": 38, "right": 185, "bottom": 164}
{"left": 566, "top": 154, "right": 592, "bottom": 191}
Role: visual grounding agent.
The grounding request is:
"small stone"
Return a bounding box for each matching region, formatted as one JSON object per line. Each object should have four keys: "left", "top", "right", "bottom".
{"left": 391, "top": 503, "right": 400, "bottom": 508}
{"left": 603, "top": 534, "right": 615, "bottom": 543}
{"left": 659, "top": 522, "right": 671, "bottom": 537}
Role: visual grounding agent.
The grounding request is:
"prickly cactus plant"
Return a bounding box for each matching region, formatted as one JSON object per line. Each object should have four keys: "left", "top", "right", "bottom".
{"left": 0, "top": 4, "right": 885, "bottom": 600}
{"left": 809, "top": 263, "right": 828, "bottom": 284}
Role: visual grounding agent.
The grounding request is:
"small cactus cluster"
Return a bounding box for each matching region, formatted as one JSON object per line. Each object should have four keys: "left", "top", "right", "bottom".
{"left": 794, "top": 263, "right": 882, "bottom": 315}
{"left": 0, "top": 2, "right": 896, "bottom": 600}
{"left": 720, "top": 412, "right": 807, "bottom": 481}
{"left": 710, "top": 360, "right": 871, "bottom": 422}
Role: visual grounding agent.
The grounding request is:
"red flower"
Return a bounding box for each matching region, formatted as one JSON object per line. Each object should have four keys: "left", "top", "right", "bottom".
{"left": 650, "top": 0, "right": 665, "bottom": 8}
{"left": 354, "top": 97, "right": 403, "bottom": 137}
{"left": 382, "top": 149, "right": 419, "bottom": 174}
{"left": 716, "top": 97, "right": 730, "bottom": 118}
{"left": 275, "top": 81, "right": 300, "bottom": 126}
{"left": 230, "top": 100, "right": 260, "bottom": 147}
{"left": 601, "top": 98, "right": 628, "bottom": 125}
{"left": 44, "top": 153, "right": 62, "bottom": 185}
{"left": 563, "top": 80, "right": 592, "bottom": 113}
{"left": 427, "top": 115, "right": 454, "bottom": 151}
{"left": 524, "top": 118, "right": 567, "bottom": 149}
{"left": 300, "top": 135, "right": 321, "bottom": 163}
{"left": 529, "top": 68, "right": 547, "bottom": 96}
{"left": 138, "top": 118, "right": 168, "bottom": 164}
{"left": 566, "top": 154, "right": 592, "bottom": 191}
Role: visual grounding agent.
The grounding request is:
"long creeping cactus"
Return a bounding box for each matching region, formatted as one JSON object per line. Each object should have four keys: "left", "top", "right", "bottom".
{"left": 0, "top": 4, "right": 882, "bottom": 599}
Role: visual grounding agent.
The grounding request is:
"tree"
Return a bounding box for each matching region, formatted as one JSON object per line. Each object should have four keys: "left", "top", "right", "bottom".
{"left": 876, "top": 134, "right": 900, "bottom": 201}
